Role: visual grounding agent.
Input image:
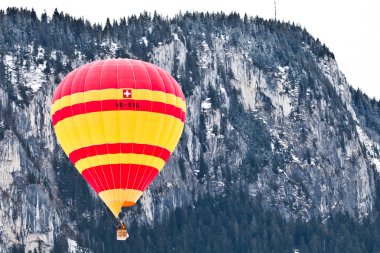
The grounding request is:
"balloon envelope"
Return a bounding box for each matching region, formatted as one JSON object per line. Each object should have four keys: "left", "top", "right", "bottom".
{"left": 51, "top": 59, "right": 186, "bottom": 217}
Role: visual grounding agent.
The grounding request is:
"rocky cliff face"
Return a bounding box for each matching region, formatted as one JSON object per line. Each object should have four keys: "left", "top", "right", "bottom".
{"left": 0, "top": 10, "right": 379, "bottom": 252}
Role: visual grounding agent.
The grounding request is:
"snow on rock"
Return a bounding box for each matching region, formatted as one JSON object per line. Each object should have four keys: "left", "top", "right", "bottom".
{"left": 356, "top": 126, "right": 380, "bottom": 172}
{"left": 4, "top": 54, "right": 17, "bottom": 85}
{"left": 100, "top": 41, "right": 119, "bottom": 57}
{"left": 201, "top": 98, "right": 212, "bottom": 109}
{"left": 140, "top": 189, "right": 154, "bottom": 223}
{"left": 68, "top": 238, "right": 89, "bottom": 253}
{"left": 3, "top": 48, "right": 46, "bottom": 92}
{"left": 141, "top": 36, "right": 148, "bottom": 46}
{"left": 318, "top": 57, "right": 359, "bottom": 122}
{"left": 22, "top": 62, "right": 46, "bottom": 92}
{"left": 172, "top": 33, "right": 180, "bottom": 41}
{"left": 198, "top": 40, "right": 212, "bottom": 69}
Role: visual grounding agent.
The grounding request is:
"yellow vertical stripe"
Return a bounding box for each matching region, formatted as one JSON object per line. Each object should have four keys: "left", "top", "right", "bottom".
{"left": 81, "top": 64, "right": 111, "bottom": 193}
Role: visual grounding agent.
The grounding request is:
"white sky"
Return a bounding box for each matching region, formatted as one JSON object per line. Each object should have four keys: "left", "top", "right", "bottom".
{"left": 1, "top": 0, "right": 379, "bottom": 99}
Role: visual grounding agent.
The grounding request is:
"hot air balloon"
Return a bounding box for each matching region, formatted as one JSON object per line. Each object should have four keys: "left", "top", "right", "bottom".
{"left": 51, "top": 59, "right": 186, "bottom": 238}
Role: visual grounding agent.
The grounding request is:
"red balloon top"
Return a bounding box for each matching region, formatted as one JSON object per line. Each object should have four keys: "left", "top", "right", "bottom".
{"left": 52, "top": 59, "right": 185, "bottom": 104}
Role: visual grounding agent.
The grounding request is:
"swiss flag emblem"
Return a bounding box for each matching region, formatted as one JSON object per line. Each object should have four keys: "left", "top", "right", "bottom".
{"left": 123, "top": 89, "right": 132, "bottom": 98}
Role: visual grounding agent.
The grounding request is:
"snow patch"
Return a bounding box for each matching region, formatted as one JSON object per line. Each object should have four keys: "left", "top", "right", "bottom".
{"left": 68, "top": 238, "right": 78, "bottom": 253}
{"left": 198, "top": 41, "right": 212, "bottom": 69}
{"left": 141, "top": 36, "right": 148, "bottom": 46}
{"left": 201, "top": 98, "right": 212, "bottom": 109}
{"left": 68, "top": 238, "right": 89, "bottom": 253}
{"left": 100, "top": 42, "right": 119, "bottom": 56}
{"left": 4, "top": 51, "right": 45, "bottom": 92}
{"left": 172, "top": 33, "right": 180, "bottom": 41}
{"left": 37, "top": 46, "right": 45, "bottom": 60}
{"left": 292, "top": 154, "right": 300, "bottom": 164}
{"left": 140, "top": 190, "right": 154, "bottom": 223}
{"left": 23, "top": 63, "right": 45, "bottom": 92}
{"left": 74, "top": 49, "right": 85, "bottom": 61}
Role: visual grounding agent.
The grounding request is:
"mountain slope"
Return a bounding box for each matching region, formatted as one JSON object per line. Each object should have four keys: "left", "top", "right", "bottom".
{"left": 0, "top": 9, "right": 379, "bottom": 252}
